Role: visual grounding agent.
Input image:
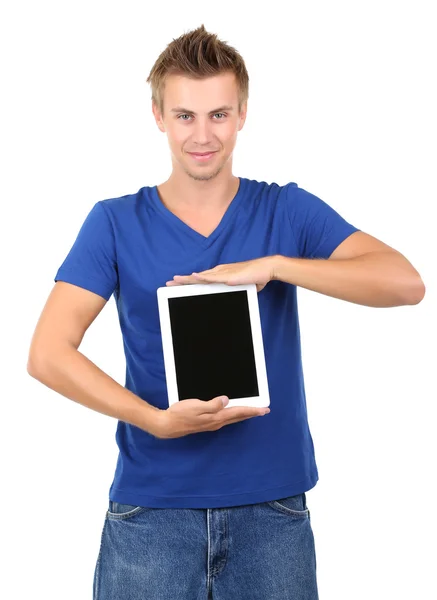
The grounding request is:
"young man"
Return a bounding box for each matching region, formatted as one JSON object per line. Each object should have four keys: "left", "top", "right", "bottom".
{"left": 27, "top": 24, "right": 425, "bottom": 600}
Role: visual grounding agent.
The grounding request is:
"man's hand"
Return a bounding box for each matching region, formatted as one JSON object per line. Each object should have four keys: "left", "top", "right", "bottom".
{"left": 165, "top": 256, "right": 277, "bottom": 293}
{"left": 153, "top": 395, "right": 270, "bottom": 439}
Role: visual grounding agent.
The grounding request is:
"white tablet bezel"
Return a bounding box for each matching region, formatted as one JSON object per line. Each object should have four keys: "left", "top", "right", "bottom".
{"left": 157, "top": 282, "right": 270, "bottom": 409}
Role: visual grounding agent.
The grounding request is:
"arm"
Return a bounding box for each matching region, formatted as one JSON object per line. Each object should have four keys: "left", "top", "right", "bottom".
{"left": 28, "top": 282, "right": 267, "bottom": 440}
{"left": 27, "top": 281, "right": 162, "bottom": 435}
{"left": 271, "top": 231, "right": 426, "bottom": 308}
{"left": 168, "top": 190, "right": 425, "bottom": 306}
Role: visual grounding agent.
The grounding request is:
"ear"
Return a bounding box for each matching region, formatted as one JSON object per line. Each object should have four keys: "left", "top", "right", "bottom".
{"left": 238, "top": 102, "right": 248, "bottom": 131}
{"left": 152, "top": 101, "right": 166, "bottom": 133}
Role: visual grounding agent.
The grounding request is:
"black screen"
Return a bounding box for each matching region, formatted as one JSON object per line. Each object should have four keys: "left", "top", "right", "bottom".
{"left": 168, "top": 290, "right": 259, "bottom": 402}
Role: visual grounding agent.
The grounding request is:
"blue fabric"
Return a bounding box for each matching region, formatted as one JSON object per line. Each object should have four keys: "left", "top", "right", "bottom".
{"left": 93, "top": 493, "right": 318, "bottom": 599}
{"left": 54, "top": 177, "right": 360, "bottom": 508}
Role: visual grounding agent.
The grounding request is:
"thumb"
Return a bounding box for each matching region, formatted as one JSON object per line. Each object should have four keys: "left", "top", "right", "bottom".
{"left": 208, "top": 395, "right": 229, "bottom": 412}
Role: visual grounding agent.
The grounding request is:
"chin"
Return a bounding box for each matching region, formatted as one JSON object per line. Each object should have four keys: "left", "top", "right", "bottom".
{"left": 180, "top": 155, "right": 223, "bottom": 177}
{"left": 186, "top": 170, "right": 221, "bottom": 182}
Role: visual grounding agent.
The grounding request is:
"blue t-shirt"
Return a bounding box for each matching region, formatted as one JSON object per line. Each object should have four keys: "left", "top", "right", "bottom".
{"left": 54, "top": 177, "right": 360, "bottom": 508}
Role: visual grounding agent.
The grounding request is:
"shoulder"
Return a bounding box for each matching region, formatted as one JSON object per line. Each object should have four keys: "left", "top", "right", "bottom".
{"left": 279, "top": 181, "right": 332, "bottom": 214}
{"left": 99, "top": 186, "right": 149, "bottom": 221}
{"left": 241, "top": 177, "right": 299, "bottom": 205}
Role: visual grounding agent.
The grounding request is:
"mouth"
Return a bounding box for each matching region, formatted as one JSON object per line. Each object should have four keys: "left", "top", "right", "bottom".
{"left": 188, "top": 151, "right": 217, "bottom": 161}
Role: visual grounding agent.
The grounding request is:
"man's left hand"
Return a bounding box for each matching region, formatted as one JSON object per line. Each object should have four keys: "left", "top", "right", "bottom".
{"left": 165, "top": 256, "right": 277, "bottom": 293}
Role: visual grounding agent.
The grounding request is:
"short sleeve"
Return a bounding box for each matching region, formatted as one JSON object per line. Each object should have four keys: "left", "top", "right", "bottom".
{"left": 54, "top": 201, "right": 118, "bottom": 300}
{"left": 285, "top": 183, "right": 361, "bottom": 259}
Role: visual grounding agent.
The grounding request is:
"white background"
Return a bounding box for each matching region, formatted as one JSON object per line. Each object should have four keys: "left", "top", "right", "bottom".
{"left": 2, "top": 1, "right": 436, "bottom": 598}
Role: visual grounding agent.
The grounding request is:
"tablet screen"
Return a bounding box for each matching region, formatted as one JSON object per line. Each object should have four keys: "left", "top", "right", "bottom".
{"left": 168, "top": 290, "right": 259, "bottom": 402}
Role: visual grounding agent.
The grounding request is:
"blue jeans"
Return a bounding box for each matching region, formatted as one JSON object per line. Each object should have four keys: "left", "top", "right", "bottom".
{"left": 93, "top": 492, "right": 318, "bottom": 599}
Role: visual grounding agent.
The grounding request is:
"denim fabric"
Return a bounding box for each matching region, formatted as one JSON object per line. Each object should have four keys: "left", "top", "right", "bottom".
{"left": 93, "top": 492, "right": 318, "bottom": 599}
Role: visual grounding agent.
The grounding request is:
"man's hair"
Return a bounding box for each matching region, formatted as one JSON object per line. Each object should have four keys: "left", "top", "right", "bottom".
{"left": 146, "top": 24, "right": 249, "bottom": 116}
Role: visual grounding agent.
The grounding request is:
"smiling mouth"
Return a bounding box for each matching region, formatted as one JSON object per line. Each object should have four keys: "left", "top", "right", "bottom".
{"left": 188, "top": 151, "right": 217, "bottom": 161}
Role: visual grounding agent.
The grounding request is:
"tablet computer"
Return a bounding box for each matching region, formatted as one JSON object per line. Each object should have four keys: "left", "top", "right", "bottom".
{"left": 157, "top": 282, "right": 270, "bottom": 409}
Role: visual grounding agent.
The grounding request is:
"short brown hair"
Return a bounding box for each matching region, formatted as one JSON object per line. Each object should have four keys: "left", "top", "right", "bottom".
{"left": 146, "top": 24, "right": 249, "bottom": 116}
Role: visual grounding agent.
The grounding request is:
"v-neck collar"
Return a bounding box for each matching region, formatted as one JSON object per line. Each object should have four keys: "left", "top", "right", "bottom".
{"left": 148, "top": 177, "right": 248, "bottom": 249}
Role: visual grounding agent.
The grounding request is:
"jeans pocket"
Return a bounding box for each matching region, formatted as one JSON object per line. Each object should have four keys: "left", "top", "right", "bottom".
{"left": 265, "top": 492, "right": 310, "bottom": 518}
{"left": 107, "top": 500, "right": 147, "bottom": 520}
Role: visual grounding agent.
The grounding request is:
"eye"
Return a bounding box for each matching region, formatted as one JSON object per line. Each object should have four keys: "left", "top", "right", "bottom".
{"left": 177, "top": 113, "right": 227, "bottom": 121}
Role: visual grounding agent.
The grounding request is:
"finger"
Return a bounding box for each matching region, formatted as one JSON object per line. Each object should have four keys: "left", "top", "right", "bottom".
{"left": 173, "top": 275, "right": 198, "bottom": 283}
{"left": 193, "top": 269, "right": 223, "bottom": 276}
{"left": 191, "top": 273, "right": 220, "bottom": 281}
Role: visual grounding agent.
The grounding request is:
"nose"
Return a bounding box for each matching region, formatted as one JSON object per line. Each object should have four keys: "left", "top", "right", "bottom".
{"left": 192, "top": 117, "right": 213, "bottom": 145}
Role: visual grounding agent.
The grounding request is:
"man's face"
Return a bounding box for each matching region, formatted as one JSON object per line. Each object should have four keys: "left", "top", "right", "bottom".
{"left": 153, "top": 72, "right": 247, "bottom": 182}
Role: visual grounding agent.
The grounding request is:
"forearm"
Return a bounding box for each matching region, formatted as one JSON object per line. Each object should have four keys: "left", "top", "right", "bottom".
{"left": 271, "top": 250, "right": 425, "bottom": 307}
{"left": 28, "top": 346, "right": 162, "bottom": 435}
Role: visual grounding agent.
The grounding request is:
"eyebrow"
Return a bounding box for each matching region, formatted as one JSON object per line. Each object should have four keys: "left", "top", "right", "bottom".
{"left": 170, "top": 105, "right": 234, "bottom": 115}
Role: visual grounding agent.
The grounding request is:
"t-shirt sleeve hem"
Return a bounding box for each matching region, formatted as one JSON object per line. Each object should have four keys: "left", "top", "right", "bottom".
{"left": 54, "top": 268, "right": 114, "bottom": 301}
{"left": 310, "top": 225, "right": 361, "bottom": 259}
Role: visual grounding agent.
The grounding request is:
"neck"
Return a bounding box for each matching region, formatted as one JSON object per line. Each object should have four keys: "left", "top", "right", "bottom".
{"left": 158, "top": 174, "right": 240, "bottom": 213}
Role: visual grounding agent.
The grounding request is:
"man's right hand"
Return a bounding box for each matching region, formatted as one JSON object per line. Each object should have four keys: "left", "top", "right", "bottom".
{"left": 152, "top": 395, "right": 270, "bottom": 439}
